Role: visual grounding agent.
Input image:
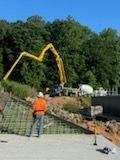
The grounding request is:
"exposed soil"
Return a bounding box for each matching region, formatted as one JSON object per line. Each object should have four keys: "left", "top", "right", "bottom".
{"left": 46, "top": 96, "right": 120, "bottom": 147}
{"left": 46, "top": 96, "right": 81, "bottom": 107}
{"left": 83, "top": 120, "right": 120, "bottom": 147}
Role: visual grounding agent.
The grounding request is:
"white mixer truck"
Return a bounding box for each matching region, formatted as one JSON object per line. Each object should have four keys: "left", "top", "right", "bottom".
{"left": 77, "top": 84, "right": 93, "bottom": 96}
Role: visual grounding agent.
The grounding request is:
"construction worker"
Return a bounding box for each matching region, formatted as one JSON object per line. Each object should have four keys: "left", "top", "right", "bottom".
{"left": 0, "top": 105, "right": 4, "bottom": 119}
{"left": 29, "top": 92, "right": 47, "bottom": 137}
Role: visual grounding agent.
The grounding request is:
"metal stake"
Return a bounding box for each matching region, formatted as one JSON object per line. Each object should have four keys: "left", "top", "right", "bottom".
{"left": 93, "top": 116, "right": 97, "bottom": 145}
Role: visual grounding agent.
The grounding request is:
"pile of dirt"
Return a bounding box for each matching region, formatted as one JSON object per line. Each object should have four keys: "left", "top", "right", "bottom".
{"left": 46, "top": 96, "right": 81, "bottom": 107}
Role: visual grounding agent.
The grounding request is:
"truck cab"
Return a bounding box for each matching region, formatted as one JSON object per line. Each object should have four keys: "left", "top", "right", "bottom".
{"left": 50, "top": 84, "right": 63, "bottom": 96}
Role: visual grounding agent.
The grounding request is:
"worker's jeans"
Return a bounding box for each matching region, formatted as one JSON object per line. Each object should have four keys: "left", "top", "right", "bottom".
{"left": 0, "top": 111, "right": 4, "bottom": 119}
{"left": 30, "top": 114, "right": 44, "bottom": 137}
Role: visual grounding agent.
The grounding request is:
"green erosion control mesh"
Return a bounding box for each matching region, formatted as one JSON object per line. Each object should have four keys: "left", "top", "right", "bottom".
{"left": 0, "top": 95, "right": 91, "bottom": 136}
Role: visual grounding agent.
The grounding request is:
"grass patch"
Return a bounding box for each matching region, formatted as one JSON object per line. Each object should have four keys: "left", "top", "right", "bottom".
{"left": 63, "top": 103, "right": 80, "bottom": 113}
{"left": 1, "top": 80, "right": 37, "bottom": 99}
{"left": 78, "top": 96, "right": 92, "bottom": 107}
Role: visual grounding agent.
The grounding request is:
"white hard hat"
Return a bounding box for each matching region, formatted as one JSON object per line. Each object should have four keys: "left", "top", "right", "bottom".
{"left": 37, "top": 92, "right": 44, "bottom": 98}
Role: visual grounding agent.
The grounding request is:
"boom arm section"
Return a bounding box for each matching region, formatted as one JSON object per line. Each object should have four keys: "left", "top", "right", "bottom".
{"left": 3, "top": 43, "right": 66, "bottom": 87}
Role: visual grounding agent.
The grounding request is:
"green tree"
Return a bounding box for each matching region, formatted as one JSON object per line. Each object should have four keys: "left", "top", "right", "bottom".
{"left": 1, "top": 15, "right": 120, "bottom": 91}
{"left": 46, "top": 17, "right": 93, "bottom": 86}
{"left": 0, "top": 20, "right": 10, "bottom": 79}
{"left": 99, "top": 28, "right": 120, "bottom": 87}
{"left": 82, "top": 28, "right": 120, "bottom": 88}
{"left": 2, "top": 16, "right": 49, "bottom": 90}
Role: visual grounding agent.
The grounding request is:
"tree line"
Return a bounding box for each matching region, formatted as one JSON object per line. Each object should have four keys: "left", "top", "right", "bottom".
{"left": 0, "top": 15, "right": 120, "bottom": 91}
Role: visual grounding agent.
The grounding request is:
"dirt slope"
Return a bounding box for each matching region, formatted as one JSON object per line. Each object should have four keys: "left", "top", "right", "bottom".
{"left": 46, "top": 96, "right": 81, "bottom": 107}
{"left": 46, "top": 96, "right": 120, "bottom": 147}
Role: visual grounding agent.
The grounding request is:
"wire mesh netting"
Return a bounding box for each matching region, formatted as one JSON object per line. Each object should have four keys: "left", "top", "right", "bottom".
{"left": 0, "top": 95, "right": 91, "bottom": 136}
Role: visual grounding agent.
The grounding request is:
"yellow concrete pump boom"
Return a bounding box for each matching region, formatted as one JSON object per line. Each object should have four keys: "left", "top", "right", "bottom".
{"left": 3, "top": 43, "right": 67, "bottom": 87}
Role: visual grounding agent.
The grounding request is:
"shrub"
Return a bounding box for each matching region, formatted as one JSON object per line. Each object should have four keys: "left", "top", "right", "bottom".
{"left": 78, "top": 96, "right": 91, "bottom": 107}
{"left": 1, "top": 80, "right": 37, "bottom": 99}
{"left": 63, "top": 103, "right": 80, "bottom": 113}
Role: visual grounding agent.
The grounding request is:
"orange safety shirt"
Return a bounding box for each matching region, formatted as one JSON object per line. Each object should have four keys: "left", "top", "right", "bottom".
{"left": 33, "top": 97, "right": 46, "bottom": 115}
{"left": 0, "top": 105, "right": 3, "bottom": 111}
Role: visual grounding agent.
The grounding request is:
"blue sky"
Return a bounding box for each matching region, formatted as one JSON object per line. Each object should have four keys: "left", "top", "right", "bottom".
{"left": 0, "top": 0, "right": 120, "bottom": 34}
